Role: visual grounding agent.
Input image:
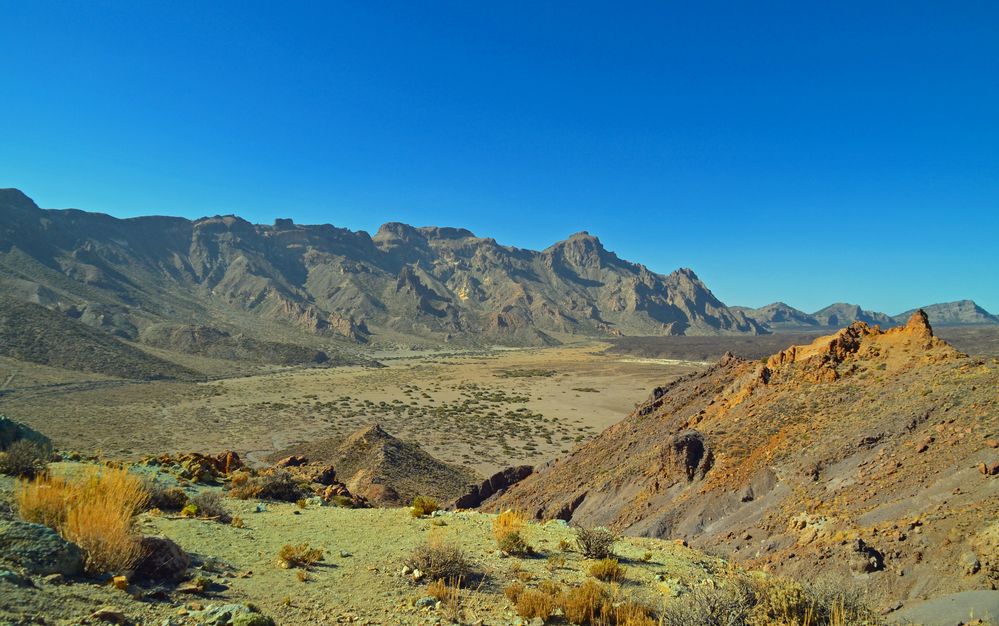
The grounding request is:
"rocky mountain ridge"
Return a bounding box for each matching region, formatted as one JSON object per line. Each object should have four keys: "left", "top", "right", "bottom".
{"left": 0, "top": 188, "right": 763, "bottom": 349}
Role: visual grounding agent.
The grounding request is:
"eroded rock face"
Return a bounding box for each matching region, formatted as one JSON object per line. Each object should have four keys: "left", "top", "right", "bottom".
{"left": 453, "top": 465, "right": 533, "bottom": 509}
{"left": 0, "top": 520, "right": 83, "bottom": 576}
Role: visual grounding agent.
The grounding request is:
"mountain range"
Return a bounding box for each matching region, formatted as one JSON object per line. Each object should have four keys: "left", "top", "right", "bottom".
{"left": 733, "top": 299, "right": 998, "bottom": 331}
{"left": 0, "top": 188, "right": 994, "bottom": 367}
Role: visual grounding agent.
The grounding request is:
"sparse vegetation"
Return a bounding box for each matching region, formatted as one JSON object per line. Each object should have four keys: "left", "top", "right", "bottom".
{"left": 492, "top": 509, "right": 533, "bottom": 555}
{"left": 278, "top": 543, "right": 324, "bottom": 569}
{"left": 229, "top": 470, "right": 306, "bottom": 502}
{"left": 143, "top": 479, "right": 188, "bottom": 511}
{"left": 515, "top": 588, "right": 557, "bottom": 620}
{"left": 575, "top": 525, "right": 617, "bottom": 559}
{"left": 404, "top": 534, "right": 475, "bottom": 585}
{"left": 190, "top": 490, "right": 231, "bottom": 522}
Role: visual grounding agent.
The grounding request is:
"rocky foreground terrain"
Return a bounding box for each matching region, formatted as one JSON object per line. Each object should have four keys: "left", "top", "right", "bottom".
{"left": 494, "top": 312, "right": 999, "bottom": 614}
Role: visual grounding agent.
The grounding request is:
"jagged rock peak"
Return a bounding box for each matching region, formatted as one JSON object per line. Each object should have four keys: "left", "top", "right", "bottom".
{"left": 903, "top": 309, "right": 933, "bottom": 336}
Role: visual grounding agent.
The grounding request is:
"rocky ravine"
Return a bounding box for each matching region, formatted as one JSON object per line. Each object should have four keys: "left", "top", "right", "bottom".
{"left": 493, "top": 311, "right": 999, "bottom": 608}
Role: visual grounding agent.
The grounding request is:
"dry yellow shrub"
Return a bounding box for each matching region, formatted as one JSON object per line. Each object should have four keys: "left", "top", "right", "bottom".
{"left": 492, "top": 509, "right": 527, "bottom": 541}
{"left": 15, "top": 467, "right": 148, "bottom": 576}
{"left": 559, "top": 580, "right": 608, "bottom": 624}
{"left": 589, "top": 557, "right": 625, "bottom": 582}
{"left": 515, "top": 588, "right": 557, "bottom": 621}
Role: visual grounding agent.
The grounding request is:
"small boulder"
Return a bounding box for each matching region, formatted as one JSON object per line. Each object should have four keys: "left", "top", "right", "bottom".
{"left": 0, "top": 519, "right": 83, "bottom": 576}
{"left": 189, "top": 603, "right": 275, "bottom": 626}
{"left": 848, "top": 538, "right": 885, "bottom": 574}
{"left": 273, "top": 455, "right": 307, "bottom": 468}
{"left": 134, "top": 536, "right": 190, "bottom": 582}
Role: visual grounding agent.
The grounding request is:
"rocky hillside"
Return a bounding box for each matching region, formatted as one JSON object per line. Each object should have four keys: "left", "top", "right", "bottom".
{"left": 0, "top": 188, "right": 762, "bottom": 348}
{"left": 493, "top": 312, "right": 999, "bottom": 604}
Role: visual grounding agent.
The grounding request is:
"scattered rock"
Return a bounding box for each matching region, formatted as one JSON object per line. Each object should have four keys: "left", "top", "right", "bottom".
{"left": 90, "top": 607, "right": 129, "bottom": 624}
{"left": 960, "top": 551, "right": 981, "bottom": 575}
{"left": 414, "top": 597, "right": 436, "bottom": 609}
{"left": 0, "top": 519, "right": 83, "bottom": 576}
{"left": 273, "top": 455, "right": 308, "bottom": 468}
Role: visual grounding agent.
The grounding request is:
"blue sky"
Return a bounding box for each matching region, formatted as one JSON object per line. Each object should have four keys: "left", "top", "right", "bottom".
{"left": 1, "top": 1, "right": 997, "bottom": 314}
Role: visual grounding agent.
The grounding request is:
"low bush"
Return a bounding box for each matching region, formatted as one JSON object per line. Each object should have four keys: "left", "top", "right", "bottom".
{"left": 404, "top": 534, "right": 475, "bottom": 585}
{"left": 229, "top": 470, "right": 306, "bottom": 502}
{"left": 515, "top": 588, "right": 557, "bottom": 621}
{"left": 498, "top": 530, "right": 534, "bottom": 556}
{"left": 589, "top": 557, "right": 625, "bottom": 582}
{"left": 0, "top": 440, "right": 48, "bottom": 478}
{"left": 278, "top": 543, "right": 324, "bottom": 569}
{"left": 144, "top": 479, "right": 188, "bottom": 511}
{"left": 559, "top": 580, "right": 610, "bottom": 624}
{"left": 17, "top": 467, "right": 149, "bottom": 576}
{"left": 504, "top": 581, "right": 525, "bottom": 603}
{"left": 190, "top": 491, "right": 231, "bottom": 522}
{"left": 411, "top": 495, "right": 439, "bottom": 517}
{"left": 575, "top": 525, "right": 617, "bottom": 559}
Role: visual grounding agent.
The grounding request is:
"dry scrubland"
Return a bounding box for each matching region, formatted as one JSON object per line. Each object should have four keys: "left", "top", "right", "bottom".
{"left": 0, "top": 460, "right": 884, "bottom": 626}
{"left": 0, "top": 345, "right": 702, "bottom": 475}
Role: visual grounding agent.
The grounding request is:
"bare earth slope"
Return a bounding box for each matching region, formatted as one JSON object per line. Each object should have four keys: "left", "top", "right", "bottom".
{"left": 494, "top": 311, "right": 999, "bottom": 607}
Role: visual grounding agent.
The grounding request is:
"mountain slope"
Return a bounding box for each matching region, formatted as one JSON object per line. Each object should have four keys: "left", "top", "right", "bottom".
{"left": 0, "top": 189, "right": 764, "bottom": 348}
{"left": 493, "top": 312, "right": 999, "bottom": 603}
{"left": 0, "top": 298, "right": 196, "bottom": 380}
{"left": 893, "top": 299, "right": 999, "bottom": 326}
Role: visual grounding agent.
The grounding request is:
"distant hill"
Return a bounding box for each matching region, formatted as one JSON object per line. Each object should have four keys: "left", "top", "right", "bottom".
{"left": 810, "top": 302, "right": 896, "bottom": 328}
{"left": 0, "top": 298, "right": 196, "bottom": 380}
{"left": 735, "top": 300, "right": 998, "bottom": 332}
{"left": 730, "top": 302, "right": 823, "bottom": 331}
{"left": 0, "top": 188, "right": 764, "bottom": 349}
{"left": 893, "top": 300, "right": 999, "bottom": 326}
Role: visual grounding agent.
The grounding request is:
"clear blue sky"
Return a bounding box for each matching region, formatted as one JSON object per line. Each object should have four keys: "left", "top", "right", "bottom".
{"left": 1, "top": 1, "right": 997, "bottom": 314}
